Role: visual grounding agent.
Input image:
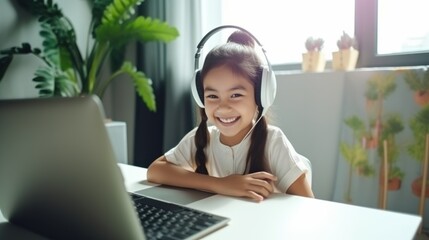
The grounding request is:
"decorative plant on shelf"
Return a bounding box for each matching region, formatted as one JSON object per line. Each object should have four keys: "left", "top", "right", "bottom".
{"left": 302, "top": 37, "right": 325, "bottom": 72}
{"left": 403, "top": 68, "right": 429, "bottom": 107}
{"left": 340, "top": 115, "right": 374, "bottom": 203}
{"left": 0, "top": 0, "right": 180, "bottom": 111}
{"left": 332, "top": 31, "right": 359, "bottom": 71}
{"left": 408, "top": 105, "right": 429, "bottom": 197}
{"left": 336, "top": 31, "right": 358, "bottom": 50}
{"left": 305, "top": 37, "right": 324, "bottom": 52}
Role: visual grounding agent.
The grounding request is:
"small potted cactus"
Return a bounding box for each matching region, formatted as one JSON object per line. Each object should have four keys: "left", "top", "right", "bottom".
{"left": 302, "top": 37, "right": 325, "bottom": 72}
{"left": 332, "top": 31, "right": 359, "bottom": 71}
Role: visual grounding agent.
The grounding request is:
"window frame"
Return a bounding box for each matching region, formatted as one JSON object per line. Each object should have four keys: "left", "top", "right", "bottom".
{"left": 355, "top": 0, "right": 429, "bottom": 68}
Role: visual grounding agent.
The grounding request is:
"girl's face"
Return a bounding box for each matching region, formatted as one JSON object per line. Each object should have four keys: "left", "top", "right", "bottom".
{"left": 203, "top": 65, "right": 257, "bottom": 146}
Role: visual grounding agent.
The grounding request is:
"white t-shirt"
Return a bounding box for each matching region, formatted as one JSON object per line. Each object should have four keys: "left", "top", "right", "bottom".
{"left": 164, "top": 125, "right": 311, "bottom": 193}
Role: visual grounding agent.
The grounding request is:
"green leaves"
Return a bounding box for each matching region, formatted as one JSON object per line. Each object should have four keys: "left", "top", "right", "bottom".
{"left": 102, "top": 0, "right": 143, "bottom": 24}
{"left": 96, "top": 0, "right": 178, "bottom": 46}
{"left": 344, "top": 115, "right": 366, "bottom": 140}
{"left": 40, "top": 23, "right": 60, "bottom": 67}
{"left": 340, "top": 143, "right": 367, "bottom": 167}
{"left": 1, "top": 0, "right": 179, "bottom": 112}
{"left": 91, "top": 0, "right": 113, "bottom": 37}
{"left": 0, "top": 43, "right": 41, "bottom": 56}
{"left": 366, "top": 73, "right": 396, "bottom": 99}
{"left": 408, "top": 105, "right": 429, "bottom": 162}
{"left": 404, "top": 68, "right": 429, "bottom": 92}
{"left": 340, "top": 142, "right": 374, "bottom": 176}
{"left": 33, "top": 66, "right": 78, "bottom": 97}
{"left": 119, "top": 62, "right": 156, "bottom": 111}
{"left": 96, "top": 16, "right": 180, "bottom": 47}
{"left": 16, "top": 0, "right": 63, "bottom": 19}
{"left": 0, "top": 43, "right": 44, "bottom": 81}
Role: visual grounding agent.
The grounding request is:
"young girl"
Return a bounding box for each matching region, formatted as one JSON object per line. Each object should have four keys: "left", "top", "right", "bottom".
{"left": 147, "top": 30, "right": 314, "bottom": 201}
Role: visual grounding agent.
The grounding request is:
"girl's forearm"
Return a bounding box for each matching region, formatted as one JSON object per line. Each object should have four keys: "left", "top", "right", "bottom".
{"left": 147, "top": 157, "right": 217, "bottom": 193}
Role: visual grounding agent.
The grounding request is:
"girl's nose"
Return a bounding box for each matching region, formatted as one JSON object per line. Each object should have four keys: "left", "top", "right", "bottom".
{"left": 215, "top": 100, "right": 232, "bottom": 113}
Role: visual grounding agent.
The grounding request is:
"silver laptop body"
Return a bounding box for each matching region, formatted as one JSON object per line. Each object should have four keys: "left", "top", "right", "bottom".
{"left": 0, "top": 96, "right": 146, "bottom": 239}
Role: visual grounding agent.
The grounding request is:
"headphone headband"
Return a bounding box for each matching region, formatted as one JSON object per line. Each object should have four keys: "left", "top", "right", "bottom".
{"left": 191, "top": 25, "right": 277, "bottom": 117}
{"left": 194, "top": 25, "right": 270, "bottom": 70}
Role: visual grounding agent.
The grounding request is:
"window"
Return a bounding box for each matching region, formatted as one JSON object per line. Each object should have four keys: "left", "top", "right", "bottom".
{"left": 220, "top": 0, "right": 354, "bottom": 68}
{"left": 377, "top": 0, "right": 429, "bottom": 55}
{"left": 218, "top": 0, "right": 429, "bottom": 69}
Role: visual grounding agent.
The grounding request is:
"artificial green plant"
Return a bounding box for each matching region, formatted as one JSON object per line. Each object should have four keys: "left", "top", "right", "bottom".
{"left": 408, "top": 105, "right": 429, "bottom": 163}
{"left": 403, "top": 68, "right": 429, "bottom": 94}
{"left": 0, "top": 0, "right": 180, "bottom": 111}
{"left": 340, "top": 116, "right": 374, "bottom": 203}
{"left": 364, "top": 73, "right": 397, "bottom": 148}
{"left": 403, "top": 68, "right": 429, "bottom": 107}
{"left": 378, "top": 114, "right": 405, "bottom": 181}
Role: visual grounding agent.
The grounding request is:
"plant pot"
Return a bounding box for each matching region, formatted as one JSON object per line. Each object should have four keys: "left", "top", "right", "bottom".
{"left": 332, "top": 48, "right": 359, "bottom": 71}
{"left": 363, "top": 136, "right": 377, "bottom": 149}
{"left": 414, "top": 90, "right": 429, "bottom": 106}
{"left": 380, "top": 175, "right": 402, "bottom": 191}
{"left": 302, "top": 51, "right": 325, "bottom": 72}
{"left": 411, "top": 176, "right": 429, "bottom": 198}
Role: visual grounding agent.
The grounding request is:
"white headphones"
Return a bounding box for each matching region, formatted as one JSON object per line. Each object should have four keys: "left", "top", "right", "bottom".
{"left": 191, "top": 25, "right": 277, "bottom": 117}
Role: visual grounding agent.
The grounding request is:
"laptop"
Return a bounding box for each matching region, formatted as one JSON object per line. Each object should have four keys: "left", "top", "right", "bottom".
{"left": 0, "top": 96, "right": 229, "bottom": 240}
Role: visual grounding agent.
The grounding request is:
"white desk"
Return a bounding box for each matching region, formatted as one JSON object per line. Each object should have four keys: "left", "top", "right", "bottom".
{"left": 0, "top": 164, "right": 422, "bottom": 240}
{"left": 119, "top": 164, "right": 421, "bottom": 240}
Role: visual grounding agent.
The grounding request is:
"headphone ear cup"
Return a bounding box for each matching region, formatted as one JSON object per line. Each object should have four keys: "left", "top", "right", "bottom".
{"left": 259, "top": 66, "right": 277, "bottom": 116}
{"left": 191, "top": 69, "right": 205, "bottom": 108}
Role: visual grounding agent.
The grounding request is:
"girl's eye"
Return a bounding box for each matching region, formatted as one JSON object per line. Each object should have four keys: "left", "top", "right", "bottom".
{"left": 205, "top": 94, "right": 218, "bottom": 99}
{"left": 231, "top": 93, "right": 243, "bottom": 98}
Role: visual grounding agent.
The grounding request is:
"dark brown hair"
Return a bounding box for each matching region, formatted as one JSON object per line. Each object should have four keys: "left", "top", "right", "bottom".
{"left": 194, "top": 30, "right": 268, "bottom": 175}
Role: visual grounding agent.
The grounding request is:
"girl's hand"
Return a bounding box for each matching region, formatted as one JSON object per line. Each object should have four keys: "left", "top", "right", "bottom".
{"left": 215, "top": 172, "right": 277, "bottom": 202}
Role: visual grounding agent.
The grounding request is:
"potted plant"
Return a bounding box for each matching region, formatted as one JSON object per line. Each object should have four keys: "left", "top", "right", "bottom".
{"left": 409, "top": 105, "right": 429, "bottom": 197}
{"left": 332, "top": 31, "right": 359, "bottom": 71}
{"left": 378, "top": 114, "right": 405, "bottom": 191}
{"left": 0, "top": 0, "right": 180, "bottom": 112}
{"left": 403, "top": 68, "right": 429, "bottom": 107}
{"left": 302, "top": 37, "right": 325, "bottom": 72}
{"left": 364, "top": 73, "right": 397, "bottom": 149}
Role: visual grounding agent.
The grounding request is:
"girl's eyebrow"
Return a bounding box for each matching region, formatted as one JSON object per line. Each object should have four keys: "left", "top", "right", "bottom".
{"left": 204, "top": 85, "right": 247, "bottom": 92}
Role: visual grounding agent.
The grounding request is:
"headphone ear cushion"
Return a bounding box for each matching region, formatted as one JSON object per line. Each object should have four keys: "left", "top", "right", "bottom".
{"left": 254, "top": 67, "right": 263, "bottom": 109}
{"left": 191, "top": 70, "right": 205, "bottom": 108}
{"left": 259, "top": 66, "right": 277, "bottom": 116}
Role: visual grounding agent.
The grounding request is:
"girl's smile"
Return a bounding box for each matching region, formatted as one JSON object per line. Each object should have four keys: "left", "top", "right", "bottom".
{"left": 218, "top": 116, "right": 239, "bottom": 124}
{"left": 203, "top": 65, "right": 257, "bottom": 146}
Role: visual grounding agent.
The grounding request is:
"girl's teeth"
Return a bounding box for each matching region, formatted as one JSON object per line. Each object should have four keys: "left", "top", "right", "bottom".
{"left": 220, "top": 117, "right": 237, "bottom": 123}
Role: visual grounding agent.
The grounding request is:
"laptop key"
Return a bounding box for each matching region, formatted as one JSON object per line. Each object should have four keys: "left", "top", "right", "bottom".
{"left": 129, "top": 193, "right": 227, "bottom": 240}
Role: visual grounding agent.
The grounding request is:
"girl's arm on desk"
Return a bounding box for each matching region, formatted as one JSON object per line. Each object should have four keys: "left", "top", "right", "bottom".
{"left": 147, "top": 156, "right": 277, "bottom": 202}
{"left": 286, "top": 174, "right": 314, "bottom": 198}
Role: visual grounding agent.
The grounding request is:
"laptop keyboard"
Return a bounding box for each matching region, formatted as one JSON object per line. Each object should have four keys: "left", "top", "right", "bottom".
{"left": 129, "top": 193, "right": 227, "bottom": 240}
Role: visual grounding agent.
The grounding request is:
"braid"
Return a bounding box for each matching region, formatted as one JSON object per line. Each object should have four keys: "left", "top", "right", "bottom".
{"left": 195, "top": 108, "right": 209, "bottom": 174}
{"left": 245, "top": 115, "right": 268, "bottom": 174}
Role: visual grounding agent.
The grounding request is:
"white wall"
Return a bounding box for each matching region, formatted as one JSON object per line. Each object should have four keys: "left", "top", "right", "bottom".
{"left": 0, "top": 1, "right": 136, "bottom": 162}
{"left": 271, "top": 71, "right": 346, "bottom": 200}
